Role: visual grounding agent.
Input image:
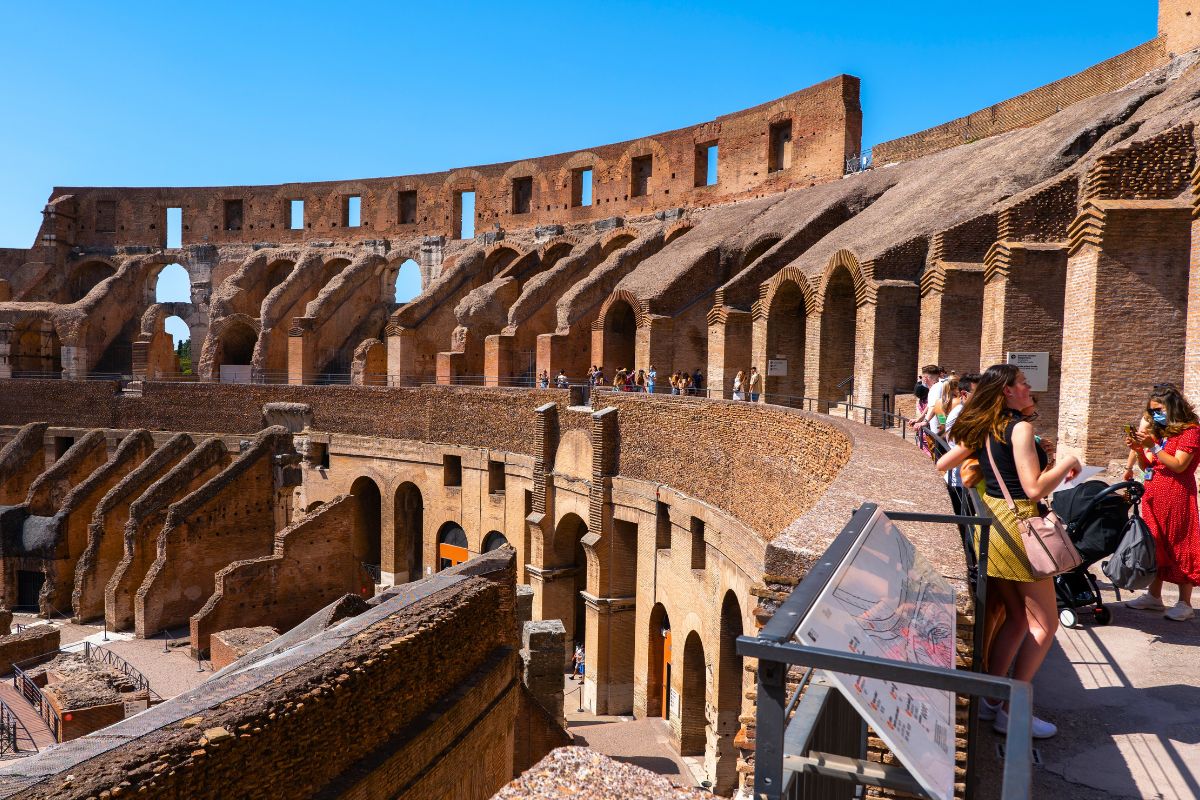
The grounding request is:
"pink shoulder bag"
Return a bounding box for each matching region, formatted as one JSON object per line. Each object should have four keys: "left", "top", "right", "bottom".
{"left": 986, "top": 438, "right": 1083, "bottom": 578}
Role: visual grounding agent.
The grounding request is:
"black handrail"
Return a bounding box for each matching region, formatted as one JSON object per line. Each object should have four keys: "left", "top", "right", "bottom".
{"left": 0, "top": 697, "right": 38, "bottom": 756}
{"left": 10, "top": 661, "right": 59, "bottom": 743}
{"left": 83, "top": 642, "right": 161, "bottom": 702}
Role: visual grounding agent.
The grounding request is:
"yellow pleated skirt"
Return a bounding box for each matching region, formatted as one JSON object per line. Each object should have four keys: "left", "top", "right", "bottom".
{"left": 973, "top": 488, "right": 1040, "bottom": 583}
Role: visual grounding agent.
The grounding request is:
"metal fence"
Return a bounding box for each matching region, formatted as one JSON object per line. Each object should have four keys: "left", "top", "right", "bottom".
{"left": 0, "top": 698, "right": 37, "bottom": 756}
{"left": 739, "top": 503, "right": 1033, "bottom": 800}
{"left": 83, "top": 642, "right": 161, "bottom": 702}
{"left": 11, "top": 657, "right": 60, "bottom": 743}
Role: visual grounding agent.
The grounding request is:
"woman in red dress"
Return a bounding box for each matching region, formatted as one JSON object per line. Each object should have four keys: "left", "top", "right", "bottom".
{"left": 1125, "top": 383, "right": 1200, "bottom": 621}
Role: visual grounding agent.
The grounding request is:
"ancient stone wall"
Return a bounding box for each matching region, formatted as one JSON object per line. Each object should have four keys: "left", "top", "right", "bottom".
{"left": 873, "top": 39, "right": 1168, "bottom": 164}
{"left": 0, "top": 626, "right": 59, "bottom": 675}
{"left": 189, "top": 495, "right": 370, "bottom": 653}
{"left": 0, "top": 423, "right": 48, "bottom": 504}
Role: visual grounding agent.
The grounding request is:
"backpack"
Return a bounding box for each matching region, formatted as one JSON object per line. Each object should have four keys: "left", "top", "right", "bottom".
{"left": 1102, "top": 514, "right": 1157, "bottom": 591}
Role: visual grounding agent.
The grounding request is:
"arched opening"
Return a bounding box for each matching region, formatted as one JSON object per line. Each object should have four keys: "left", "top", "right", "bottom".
{"left": 265, "top": 259, "right": 295, "bottom": 296}
{"left": 819, "top": 266, "right": 857, "bottom": 403}
{"left": 741, "top": 237, "right": 780, "bottom": 273}
{"left": 482, "top": 531, "right": 509, "bottom": 552}
{"left": 11, "top": 323, "right": 61, "bottom": 378}
{"left": 321, "top": 258, "right": 352, "bottom": 290}
{"left": 393, "top": 258, "right": 421, "bottom": 304}
{"left": 648, "top": 604, "right": 671, "bottom": 719}
{"left": 663, "top": 224, "right": 692, "bottom": 246}
{"left": 765, "top": 280, "right": 806, "bottom": 401}
{"left": 350, "top": 477, "right": 382, "bottom": 570}
{"left": 715, "top": 592, "right": 745, "bottom": 793}
{"left": 214, "top": 321, "right": 257, "bottom": 381}
{"left": 680, "top": 631, "right": 706, "bottom": 756}
{"left": 67, "top": 261, "right": 114, "bottom": 303}
{"left": 437, "top": 522, "right": 468, "bottom": 570}
{"left": 155, "top": 263, "right": 190, "bottom": 303}
{"left": 552, "top": 513, "right": 589, "bottom": 649}
{"left": 601, "top": 234, "right": 636, "bottom": 261}
{"left": 393, "top": 482, "right": 424, "bottom": 581}
{"left": 164, "top": 316, "right": 192, "bottom": 375}
{"left": 602, "top": 299, "right": 637, "bottom": 377}
{"left": 484, "top": 247, "right": 520, "bottom": 282}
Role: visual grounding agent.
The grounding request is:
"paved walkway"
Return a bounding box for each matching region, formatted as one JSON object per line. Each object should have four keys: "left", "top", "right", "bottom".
{"left": 0, "top": 681, "right": 54, "bottom": 754}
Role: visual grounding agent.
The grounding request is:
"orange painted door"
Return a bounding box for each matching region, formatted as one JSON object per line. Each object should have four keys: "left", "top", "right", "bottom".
{"left": 662, "top": 628, "right": 672, "bottom": 719}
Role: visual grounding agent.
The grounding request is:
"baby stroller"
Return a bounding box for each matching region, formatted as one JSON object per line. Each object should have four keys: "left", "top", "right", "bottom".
{"left": 1050, "top": 480, "right": 1144, "bottom": 627}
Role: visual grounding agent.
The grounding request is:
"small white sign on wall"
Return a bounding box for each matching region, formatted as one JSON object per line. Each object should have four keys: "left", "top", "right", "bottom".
{"left": 1006, "top": 352, "right": 1049, "bottom": 392}
{"left": 669, "top": 687, "right": 680, "bottom": 721}
{"left": 219, "top": 365, "right": 252, "bottom": 384}
{"left": 767, "top": 359, "right": 787, "bottom": 377}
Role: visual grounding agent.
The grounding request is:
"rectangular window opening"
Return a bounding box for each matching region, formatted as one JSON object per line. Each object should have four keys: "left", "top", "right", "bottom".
{"left": 443, "top": 454, "right": 463, "bottom": 487}
{"left": 769, "top": 121, "right": 793, "bottom": 173}
{"left": 223, "top": 199, "right": 244, "bottom": 231}
{"left": 694, "top": 142, "right": 718, "bottom": 187}
{"left": 453, "top": 191, "right": 476, "bottom": 240}
{"left": 344, "top": 195, "right": 361, "bottom": 228}
{"left": 571, "top": 168, "right": 593, "bottom": 208}
{"left": 512, "top": 177, "right": 532, "bottom": 215}
{"left": 655, "top": 501, "right": 671, "bottom": 549}
{"left": 289, "top": 199, "right": 305, "bottom": 230}
{"left": 398, "top": 191, "right": 417, "bottom": 224}
{"left": 631, "top": 155, "right": 653, "bottom": 198}
{"left": 488, "top": 459, "right": 506, "bottom": 494}
{"left": 95, "top": 201, "right": 117, "bottom": 233}
{"left": 166, "top": 207, "right": 183, "bottom": 248}
{"left": 690, "top": 516, "right": 706, "bottom": 570}
{"left": 54, "top": 436, "right": 75, "bottom": 460}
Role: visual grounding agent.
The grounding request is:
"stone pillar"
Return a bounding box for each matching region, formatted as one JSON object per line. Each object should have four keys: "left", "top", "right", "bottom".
{"left": 522, "top": 619, "right": 567, "bottom": 728}
{"left": 59, "top": 322, "right": 86, "bottom": 379}
{"left": 525, "top": 402, "right": 560, "bottom": 641}
{"left": 419, "top": 235, "right": 445, "bottom": 288}
{"left": 707, "top": 309, "right": 752, "bottom": 401}
{"left": 981, "top": 242, "right": 1069, "bottom": 444}
{"left": 386, "top": 325, "right": 416, "bottom": 387}
{"left": 1061, "top": 201, "right": 1191, "bottom": 464}
{"left": 638, "top": 315, "right": 673, "bottom": 377}
{"left": 918, "top": 263, "right": 985, "bottom": 374}
{"left": 287, "top": 319, "right": 314, "bottom": 385}
{"left": 863, "top": 281, "right": 920, "bottom": 414}
{"left": 485, "top": 334, "right": 514, "bottom": 387}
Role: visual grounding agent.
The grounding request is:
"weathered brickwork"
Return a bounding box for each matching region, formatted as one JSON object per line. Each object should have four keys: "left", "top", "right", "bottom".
{"left": 0, "top": 626, "right": 60, "bottom": 676}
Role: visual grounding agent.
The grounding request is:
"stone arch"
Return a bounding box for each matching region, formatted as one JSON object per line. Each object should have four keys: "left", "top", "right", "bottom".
{"left": 648, "top": 603, "right": 671, "bottom": 719}
{"left": 204, "top": 314, "right": 261, "bottom": 381}
{"left": 393, "top": 481, "right": 424, "bottom": 581}
{"left": 614, "top": 137, "right": 672, "bottom": 199}
{"left": 714, "top": 591, "right": 745, "bottom": 794}
{"left": 437, "top": 521, "right": 469, "bottom": 571}
{"left": 9, "top": 318, "right": 61, "bottom": 377}
{"left": 819, "top": 256, "right": 861, "bottom": 403}
{"left": 680, "top": 630, "right": 707, "bottom": 756}
{"left": 151, "top": 262, "right": 191, "bottom": 304}
{"left": 482, "top": 531, "right": 509, "bottom": 552}
{"left": 819, "top": 249, "right": 871, "bottom": 309}
{"left": 320, "top": 256, "right": 353, "bottom": 292}
{"left": 551, "top": 512, "right": 588, "bottom": 647}
{"left": 67, "top": 260, "right": 116, "bottom": 303}
{"left": 759, "top": 267, "right": 815, "bottom": 400}
{"left": 350, "top": 476, "right": 382, "bottom": 570}
{"left": 663, "top": 222, "right": 693, "bottom": 246}
{"left": 483, "top": 245, "right": 524, "bottom": 281}
{"left": 382, "top": 253, "right": 422, "bottom": 303}
{"left": 599, "top": 231, "right": 637, "bottom": 261}
{"left": 265, "top": 258, "right": 296, "bottom": 296}
{"left": 595, "top": 290, "right": 646, "bottom": 376}
{"left": 740, "top": 235, "right": 782, "bottom": 273}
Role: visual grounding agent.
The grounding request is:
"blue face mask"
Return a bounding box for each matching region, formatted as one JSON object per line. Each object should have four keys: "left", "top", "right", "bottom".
{"left": 1152, "top": 410, "right": 1168, "bottom": 426}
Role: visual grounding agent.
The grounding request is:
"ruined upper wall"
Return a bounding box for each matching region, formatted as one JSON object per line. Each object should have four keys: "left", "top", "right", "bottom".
{"left": 31, "top": 78, "right": 859, "bottom": 252}
{"left": 872, "top": 39, "right": 1169, "bottom": 165}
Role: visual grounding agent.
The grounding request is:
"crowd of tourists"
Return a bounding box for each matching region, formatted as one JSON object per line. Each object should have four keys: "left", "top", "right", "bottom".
{"left": 542, "top": 365, "right": 764, "bottom": 401}
{"left": 926, "top": 361, "right": 1199, "bottom": 742}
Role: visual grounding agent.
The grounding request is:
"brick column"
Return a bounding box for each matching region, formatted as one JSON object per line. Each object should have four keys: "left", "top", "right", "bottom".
{"left": 287, "top": 318, "right": 314, "bottom": 385}
{"left": 860, "top": 281, "right": 919, "bottom": 415}
{"left": 1060, "top": 201, "right": 1191, "bottom": 463}
{"left": 638, "top": 315, "right": 673, "bottom": 377}
{"left": 918, "top": 262, "right": 985, "bottom": 374}
{"left": 707, "top": 309, "right": 752, "bottom": 400}
{"left": 980, "top": 242, "right": 1068, "bottom": 443}
{"left": 0, "top": 323, "right": 12, "bottom": 380}
{"left": 526, "top": 402, "right": 568, "bottom": 655}
{"left": 486, "top": 333, "right": 514, "bottom": 387}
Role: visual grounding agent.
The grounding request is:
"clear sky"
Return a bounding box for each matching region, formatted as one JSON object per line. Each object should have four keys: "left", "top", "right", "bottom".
{"left": 0, "top": 1, "right": 1158, "bottom": 340}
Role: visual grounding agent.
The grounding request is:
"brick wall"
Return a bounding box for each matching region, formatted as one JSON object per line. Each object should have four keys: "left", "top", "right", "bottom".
{"left": 873, "top": 39, "right": 1168, "bottom": 165}
{"left": 0, "top": 422, "right": 48, "bottom": 504}
{"left": 0, "top": 626, "right": 60, "bottom": 675}
{"left": 190, "top": 495, "right": 371, "bottom": 654}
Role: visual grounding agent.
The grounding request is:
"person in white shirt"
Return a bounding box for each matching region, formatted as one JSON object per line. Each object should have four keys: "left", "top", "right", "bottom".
{"left": 910, "top": 365, "right": 947, "bottom": 433}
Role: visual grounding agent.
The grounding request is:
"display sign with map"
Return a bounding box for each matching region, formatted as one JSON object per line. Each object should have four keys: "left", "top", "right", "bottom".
{"left": 793, "top": 508, "right": 957, "bottom": 800}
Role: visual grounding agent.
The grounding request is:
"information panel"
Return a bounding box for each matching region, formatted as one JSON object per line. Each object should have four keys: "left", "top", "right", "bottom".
{"left": 767, "top": 359, "right": 787, "bottom": 377}
{"left": 793, "top": 509, "right": 957, "bottom": 800}
{"left": 1006, "top": 351, "right": 1049, "bottom": 392}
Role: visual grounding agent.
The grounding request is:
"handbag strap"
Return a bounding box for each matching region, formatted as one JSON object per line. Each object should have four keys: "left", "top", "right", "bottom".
{"left": 985, "top": 436, "right": 1021, "bottom": 514}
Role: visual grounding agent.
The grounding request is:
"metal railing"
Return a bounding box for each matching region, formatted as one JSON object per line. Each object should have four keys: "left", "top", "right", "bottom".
{"left": 0, "top": 698, "right": 38, "bottom": 756}
{"left": 11, "top": 658, "right": 60, "bottom": 743}
{"left": 845, "top": 149, "right": 873, "bottom": 174}
{"left": 83, "top": 642, "right": 161, "bottom": 702}
{"left": 362, "top": 562, "right": 382, "bottom": 584}
{"left": 740, "top": 502, "right": 1025, "bottom": 800}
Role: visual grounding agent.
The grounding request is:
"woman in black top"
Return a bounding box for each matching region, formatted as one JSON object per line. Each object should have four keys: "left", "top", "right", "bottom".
{"left": 937, "top": 364, "right": 1080, "bottom": 739}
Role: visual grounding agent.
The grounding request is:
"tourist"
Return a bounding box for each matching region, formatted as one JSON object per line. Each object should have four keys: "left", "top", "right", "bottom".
{"left": 556, "top": 369, "right": 569, "bottom": 389}
{"left": 1124, "top": 383, "right": 1200, "bottom": 621}
{"left": 930, "top": 375, "right": 959, "bottom": 434}
{"left": 944, "top": 373, "right": 978, "bottom": 440}
{"left": 538, "top": 370, "right": 549, "bottom": 389}
{"left": 748, "top": 366, "right": 761, "bottom": 403}
{"left": 1122, "top": 417, "right": 1153, "bottom": 482}
{"left": 910, "top": 364, "right": 946, "bottom": 433}
{"left": 732, "top": 370, "right": 745, "bottom": 401}
{"left": 573, "top": 643, "right": 585, "bottom": 683}
{"left": 612, "top": 369, "right": 624, "bottom": 391}
{"left": 647, "top": 365, "right": 657, "bottom": 394}
{"left": 914, "top": 369, "right": 930, "bottom": 416}
{"left": 624, "top": 370, "right": 636, "bottom": 392}
{"left": 936, "top": 363, "right": 1081, "bottom": 739}
{"left": 692, "top": 369, "right": 704, "bottom": 398}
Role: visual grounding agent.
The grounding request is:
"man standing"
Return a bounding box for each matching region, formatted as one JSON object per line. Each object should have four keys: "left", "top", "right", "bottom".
{"left": 910, "top": 364, "right": 947, "bottom": 433}
{"left": 647, "top": 365, "right": 657, "bottom": 394}
{"left": 748, "top": 366, "right": 761, "bottom": 402}
{"left": 692, "top": 369, "right": 704, "bottom": 397}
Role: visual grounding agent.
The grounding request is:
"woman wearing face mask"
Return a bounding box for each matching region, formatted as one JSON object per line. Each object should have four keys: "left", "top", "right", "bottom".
{"left": 937, "top": 364, "right": 1081, "bottom": 739}
{"left": 1123, "top": 383, "right": 1200, "bottom": 621}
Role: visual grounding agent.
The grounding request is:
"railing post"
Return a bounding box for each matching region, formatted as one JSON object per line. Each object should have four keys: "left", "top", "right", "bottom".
{"left": 754, "top": 657, "right": 788, "bottom": 800}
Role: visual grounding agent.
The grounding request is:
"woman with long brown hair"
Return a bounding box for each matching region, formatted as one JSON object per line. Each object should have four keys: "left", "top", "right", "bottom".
{"left": 1124, "top": 382, "right": 1200, "bottom": 620}
{"left": 936, "top": 363, "right": 1081, "bottom": 739}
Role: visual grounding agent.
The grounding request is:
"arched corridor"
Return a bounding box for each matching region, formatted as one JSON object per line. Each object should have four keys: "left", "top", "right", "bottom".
{"left": 680, "top": 631, "right": 706, "bottom": 756}
{"left": 349, "top": 476, "right": 382, "bottom": 569}
{"left": 393, "top": 482, "right": 424, "bottom": 581}
{"left": 819, "top": 266, "right": 857, "bottom": 403}
{"left": 482, "top": 531, "right": 508, "bottom": 552}
{"left": 715, "top": 592, "right": 745, "bottom": 794}
{"left": 437, "top": 522, "right": 468, "bottom": 570}
{"left": 647, "top": 604, "right": 671, "bottom": 720}
{"left": 601, "top": 300, "right": 637, "bottom": 376}
{"left": 765, "top": 280, "right": 806, "bottom": 401}
{"left": 67, "top": 261, "right": 114, "bottom": 303}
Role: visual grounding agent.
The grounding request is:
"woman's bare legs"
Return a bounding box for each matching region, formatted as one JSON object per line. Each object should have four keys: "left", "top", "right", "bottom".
{"left": 1178, "top": 582, "right": 1194, "bottom": 605}
{"left": 985, "top": 578, "right": 1029, "bottom": 681}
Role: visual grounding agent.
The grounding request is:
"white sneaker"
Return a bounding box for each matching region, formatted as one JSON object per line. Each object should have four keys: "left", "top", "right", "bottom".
{"left": 1165, "top": 601, "right": 1195, "bottom": 621}
{"left": 993, "top": 707, "right": 1057, "bottom": 739}
{"left": 978, "top": 698, "right": 1002, "bottom": 721}
{"left": 1125, "top": 593, "right": 1165, "bottom": 611}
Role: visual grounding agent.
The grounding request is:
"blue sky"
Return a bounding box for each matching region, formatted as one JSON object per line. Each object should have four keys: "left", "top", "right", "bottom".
{"left": 0, "top": 1, "right": 1157, "bottom": 341}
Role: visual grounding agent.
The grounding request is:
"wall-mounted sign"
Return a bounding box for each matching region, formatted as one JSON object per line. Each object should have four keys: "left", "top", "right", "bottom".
{"left": 767, "top": 359, "right": 787, "bottom": 377}
{"left": 669, "top": 687, "right": 680, "bottom": 721}
{"left": 1006, "top": 352, "right": 1049, "bottom": 392}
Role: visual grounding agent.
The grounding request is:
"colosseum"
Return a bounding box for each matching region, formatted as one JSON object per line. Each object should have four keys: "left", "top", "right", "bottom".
{"left": 0, "top": 2, "right": 1196, "bottom": 799}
